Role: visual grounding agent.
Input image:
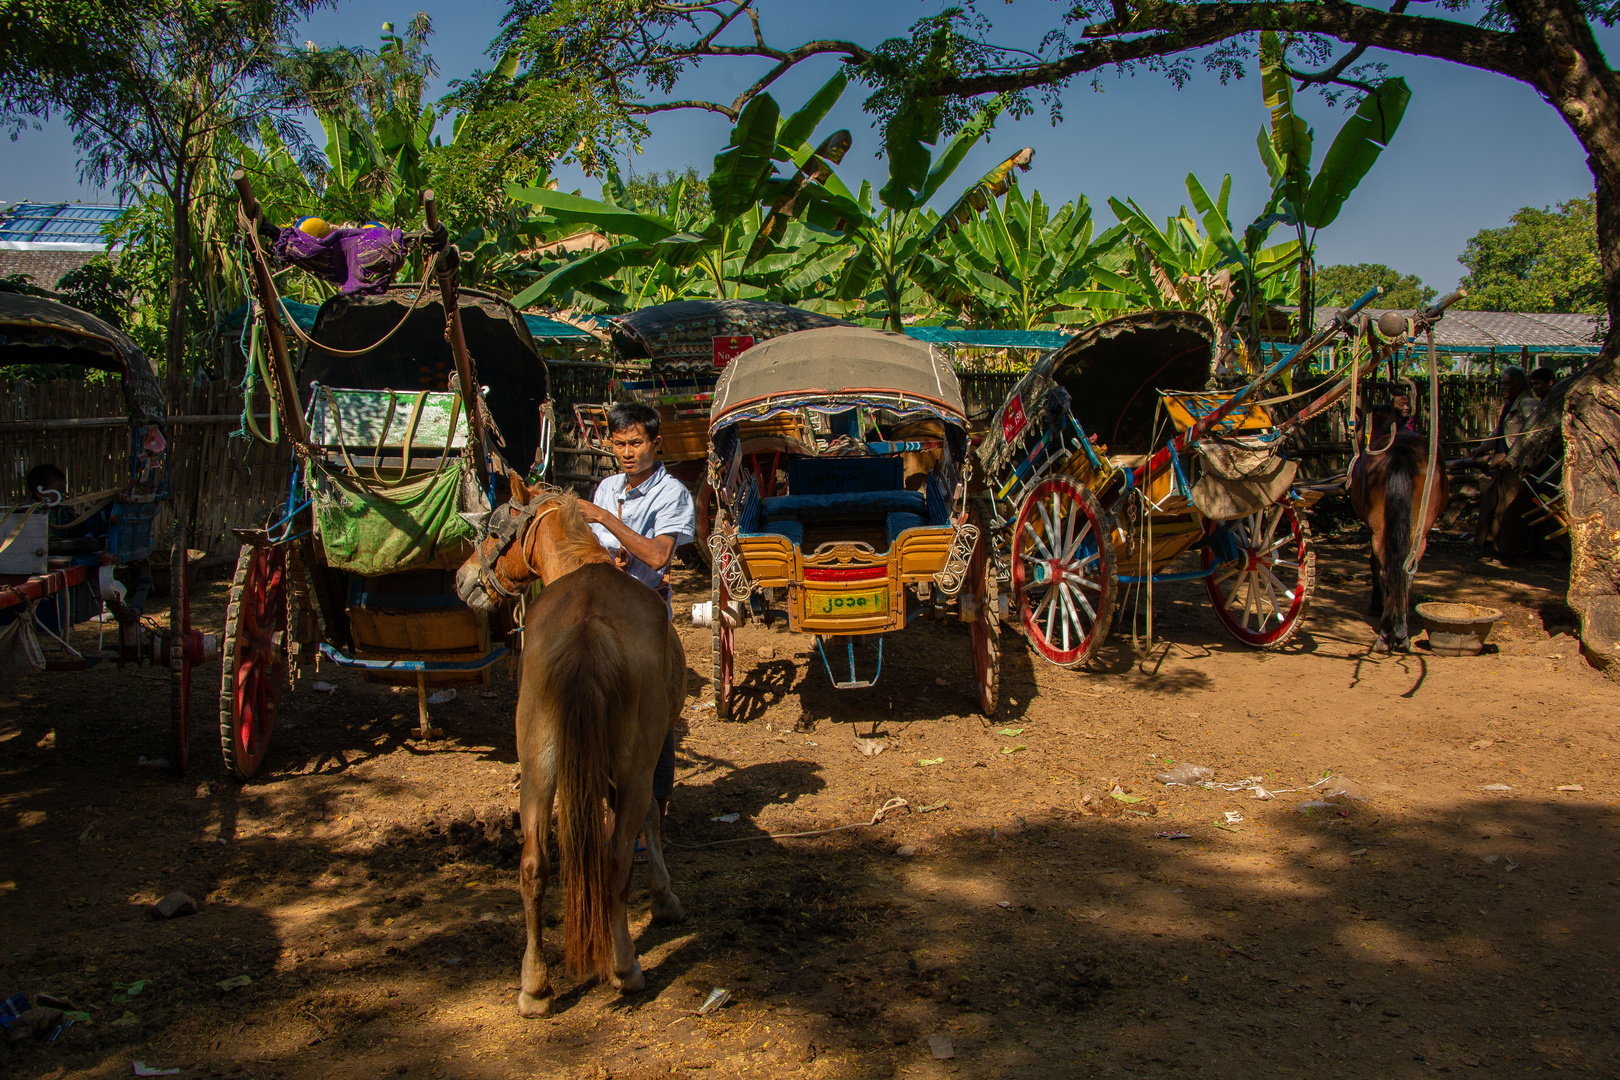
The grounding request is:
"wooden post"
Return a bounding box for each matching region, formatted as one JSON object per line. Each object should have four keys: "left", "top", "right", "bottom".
{"left": 421, "top": 190, "right": 490, "bottom": 491}
{"left": 229, "top": 169, "right": 309, "bottom": 450}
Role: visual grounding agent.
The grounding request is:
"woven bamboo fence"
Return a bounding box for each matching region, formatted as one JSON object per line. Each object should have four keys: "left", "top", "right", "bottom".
{"left": 1, "top": 379, "right": 290, "bottom": 557}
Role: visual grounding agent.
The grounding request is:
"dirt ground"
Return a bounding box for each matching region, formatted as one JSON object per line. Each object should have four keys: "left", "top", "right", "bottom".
{"left": 3, "top": 524, "right": 1619, "bottom": 1080}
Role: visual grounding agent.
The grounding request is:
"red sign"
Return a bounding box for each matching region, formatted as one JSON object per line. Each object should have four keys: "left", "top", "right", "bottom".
{"left": 1001, "top": 393, "right": 1028, "bottom": 443}
{"left": 712, "top": 335, "right": 755, "bottom": 369}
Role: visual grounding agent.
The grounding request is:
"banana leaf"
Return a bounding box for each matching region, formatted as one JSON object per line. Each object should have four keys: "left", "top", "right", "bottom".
{"left": 506, "top": 187, "right": 677, "bottom": 243}
{"left": 777, "top": 71, "right": 848, "bottom": 153}
{"left": 708, "top": 93, "right": 781, "bottom": 226}
{"left": 1260, "top": 32, "right": 1312, "bottom": 209}
{"left": 925, "top": 148, "right": 1035, "bottom": 243}
{"left": 1302, "top": 78, "right": 1411, "bottom": 229}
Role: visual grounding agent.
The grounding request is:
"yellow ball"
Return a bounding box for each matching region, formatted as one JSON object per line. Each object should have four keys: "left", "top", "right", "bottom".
{"left": 295, "top": 215, "right": 331, "bottom": 238}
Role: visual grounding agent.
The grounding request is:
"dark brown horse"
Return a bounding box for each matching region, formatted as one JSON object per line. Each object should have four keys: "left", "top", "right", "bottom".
{"left": 1349, "top": 404, "right": 1450, "bottom": 651}
{"left": 455, "top": 475, "right": 686, "bottom": 1016}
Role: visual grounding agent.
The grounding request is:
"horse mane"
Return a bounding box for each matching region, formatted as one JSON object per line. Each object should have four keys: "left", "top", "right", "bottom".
{"left": 534, "top": 490, "right": 613, "bottom": 569}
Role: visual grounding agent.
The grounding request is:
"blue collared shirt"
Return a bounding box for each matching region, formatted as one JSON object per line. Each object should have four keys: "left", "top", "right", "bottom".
{"left": 590, "top": 462, "right": 696, "bottom": 590}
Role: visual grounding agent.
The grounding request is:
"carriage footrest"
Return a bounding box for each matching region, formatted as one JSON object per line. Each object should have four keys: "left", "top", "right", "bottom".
{"left": 814, "top": 634, "right": 883, "bottom": 689}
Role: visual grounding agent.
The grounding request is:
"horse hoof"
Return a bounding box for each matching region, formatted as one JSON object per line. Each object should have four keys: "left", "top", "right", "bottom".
{"left": 652, "top": 893, "right": 686, "bottom": 925}
{"left": 517, "top": 990, "right": 554, "bottom": 1018}
{"left": 612, "top": 962, "right": 646, "bottom": 994}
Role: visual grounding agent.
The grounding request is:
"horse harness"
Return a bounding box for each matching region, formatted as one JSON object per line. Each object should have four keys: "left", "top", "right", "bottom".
{"left": 473, "top": 495, "right": 564, "bottom": 601}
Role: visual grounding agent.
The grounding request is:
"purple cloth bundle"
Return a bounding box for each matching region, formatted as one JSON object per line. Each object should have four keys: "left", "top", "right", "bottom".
{"left": 273, "top": 224, "right": 406, "bottom": 295}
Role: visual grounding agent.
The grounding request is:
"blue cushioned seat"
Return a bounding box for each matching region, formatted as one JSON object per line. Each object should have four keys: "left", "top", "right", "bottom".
{"left": 761, "top": 489, "right": 927, "bottom": 520}
{"left": 751, "top": 520, "right": 804, "bottom": 546}
{"left": 885, "top": 512, "right": 927, "bottom": 544}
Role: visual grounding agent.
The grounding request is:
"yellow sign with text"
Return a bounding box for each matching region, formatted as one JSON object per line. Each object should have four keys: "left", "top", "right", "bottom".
{"left": 810, "top": 587, "right": 888, "bottom": 618}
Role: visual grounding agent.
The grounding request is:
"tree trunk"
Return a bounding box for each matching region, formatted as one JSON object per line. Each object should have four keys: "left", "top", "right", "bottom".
{"left": 1560, "top": 167, "right": 1620, "bottom": 674}
{"left": 166, "top": 190, "right": 192, "bottom": 402}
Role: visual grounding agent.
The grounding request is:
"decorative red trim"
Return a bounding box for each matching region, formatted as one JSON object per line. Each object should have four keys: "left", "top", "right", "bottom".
{"left": 803, "top": 565, "right": 889, "bottom": 582}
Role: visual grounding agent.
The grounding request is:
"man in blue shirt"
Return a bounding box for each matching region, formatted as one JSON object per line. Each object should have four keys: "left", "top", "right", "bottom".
{"left": 577, "top": 402, "right": 696, "bottom": 822}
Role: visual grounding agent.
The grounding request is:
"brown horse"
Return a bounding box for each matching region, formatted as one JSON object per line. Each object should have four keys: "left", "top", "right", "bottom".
{"left": 1349, "top": 404, "right": 1450, "bottom": 651}
{"left": 455, "top": 474, "right": 686, "bottom": 1016}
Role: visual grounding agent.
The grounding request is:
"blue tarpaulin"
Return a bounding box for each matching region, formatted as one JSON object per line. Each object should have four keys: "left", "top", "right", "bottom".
{"left": 903, "top": 327, "right": 1070, "bottom": 350}
{"left": 221, "top": 298, "right": 320, "bottom": 335}
{"left": 522, "top": 313, "right": 596, "bottom": 341}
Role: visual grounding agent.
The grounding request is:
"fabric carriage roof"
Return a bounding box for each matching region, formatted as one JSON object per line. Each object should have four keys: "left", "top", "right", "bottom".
{"left": 0, "top": 292, "right": 165, "bottom": 425}
{"left": 1308, "top": 306, "right": 1603, "bottom": 354}
{"left": 710, "top": 325, "right": 966, "bottom": 427}
{"left": 611, "top": 299, "right": 848, "bottom": 361}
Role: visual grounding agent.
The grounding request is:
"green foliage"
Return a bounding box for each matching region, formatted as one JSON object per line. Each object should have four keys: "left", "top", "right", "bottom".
{"left": 1459, "top": 196, "right": 1603, "bottom": 314}
{"left": 917, "top": 182, "right": 1127, "bottom": 330}
{"left": 626, "top": 168, "right": 709, "bottom": 219}
{"left": 1316, "top": 264, "right": 1435, "bottom": 310}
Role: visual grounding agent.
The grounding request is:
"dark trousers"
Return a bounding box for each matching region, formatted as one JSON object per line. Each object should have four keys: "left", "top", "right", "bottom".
{"left": 653, "top": 579, "right": 677, "bottom": 801}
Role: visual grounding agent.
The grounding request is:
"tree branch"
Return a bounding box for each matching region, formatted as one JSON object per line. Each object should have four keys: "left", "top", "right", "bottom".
{"left": 925, "top": 2, "right": 1527, "bottom": 99}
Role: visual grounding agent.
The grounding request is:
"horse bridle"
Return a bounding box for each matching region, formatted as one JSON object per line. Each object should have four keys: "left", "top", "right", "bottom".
{"left": 472, "top": 495, "right": 563, "bottom": 601}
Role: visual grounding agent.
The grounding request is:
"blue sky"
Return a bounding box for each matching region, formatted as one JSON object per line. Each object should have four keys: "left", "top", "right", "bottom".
{"left": 1, "top": 0, "right": 1605, "bottom": 291}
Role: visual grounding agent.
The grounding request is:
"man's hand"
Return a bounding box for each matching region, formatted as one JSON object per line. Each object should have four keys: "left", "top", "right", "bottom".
{"left": 576, "top": 500, "right": 613, "bottom": 526}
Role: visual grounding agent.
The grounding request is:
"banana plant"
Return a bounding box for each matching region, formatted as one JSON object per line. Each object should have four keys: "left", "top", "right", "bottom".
{"left": 1258, "top": 30, "right": 1411, "bottom": 340}
{"left": 796, "top": 94, "right": 1034, "bottom": 331}
{"left": 507, "top": 73, "right": 853, "bottom": 308}
{"left": 914, "top": 183, "right": 1129, "bottom": 330}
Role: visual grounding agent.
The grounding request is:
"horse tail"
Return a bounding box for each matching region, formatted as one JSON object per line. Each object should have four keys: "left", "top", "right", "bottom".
{"left": 1382, "top": 442, "right": 1418, "bottom": 617}
{"left": 535, "top": 610, "right": 627, "bottom": 981}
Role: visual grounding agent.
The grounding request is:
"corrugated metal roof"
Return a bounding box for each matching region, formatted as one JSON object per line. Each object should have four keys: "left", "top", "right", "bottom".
{"left": 0, "top": 203, "right": 124, "bottom": 250}
{"left": 1313, "top": 306, "right": 1603, "bottom": 352}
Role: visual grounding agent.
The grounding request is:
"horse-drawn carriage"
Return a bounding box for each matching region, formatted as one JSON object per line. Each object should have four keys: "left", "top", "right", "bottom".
{"left": 703, "top": 326, "right": 991, "bottom": 719}
{"left": 575, "top": 300, "right": 846, "bottom": 559}
{"left": 0, "top": 293, "right": 206, "bottom": 767}
{"left": 973, "top": 295, "right": 1393, "bottom": 692}
{"left": 220, "top": 174, "right": 553, "bottom": 777}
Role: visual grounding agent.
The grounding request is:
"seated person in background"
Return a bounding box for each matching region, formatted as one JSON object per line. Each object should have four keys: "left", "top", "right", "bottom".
{"left": 25, "top": 463, "right": 67, "bottom": 505}
{"left": 24, "top": 463, "right": 108, "bottom": 540}
{"left": 1530, "top": 366, "right": 1556, "bottom": 401}
{"left": 1477, "top": 365, "right": 1539, "bottom": 460}
{"left": 1387, "top": 392, "right": 1416, "bottom": 433}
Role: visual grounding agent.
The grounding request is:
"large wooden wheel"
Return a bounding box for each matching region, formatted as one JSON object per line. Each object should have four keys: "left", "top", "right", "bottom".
{"left": 1011, "top": 475, "right": 1117, "bottom": 669}
{"left": 220, "top": 544, "right": 286, "bottom": 779}
{"left": 1202, "top": 502, "right": 1315, "bottom": 648}
{"left": 967, "top": 515, "right": 999, "bottom": 716}
{"left": 710, "top": 569, "right": 733, "bottom": 721}
{"left": 169, "top": 518, "right": 197, "bottom": 776}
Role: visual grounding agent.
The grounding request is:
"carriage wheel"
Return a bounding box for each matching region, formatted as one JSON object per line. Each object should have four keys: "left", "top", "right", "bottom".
{"left": 220, "top": 544, "right": 286, "bottom": 779}
{"left": 1011, "top": 476, "right": 1117, "bottom": 669}
{"left": 169, "top": 518, "right": 195, "bottom": 776}
{"left": 1202, "top": 503, "right": 1315, "bottom": 649}
{"left": 966, "top": 511, "right": 999, "bottom": 715}
{"left": 693, "top": 476, "right": 716, "bottom": 568}
{"left": 710, "top": 570, "right": 733, "bottom": 721}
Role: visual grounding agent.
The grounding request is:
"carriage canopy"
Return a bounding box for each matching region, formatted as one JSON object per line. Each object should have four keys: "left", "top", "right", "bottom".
{"left": 611, "top": 298, "right": 847, "bottom": 365}
{"left": 709, "top": 325, "right": 967, "bottom": 431}
{"left": 0, "top": 292, "right": 165, "bottom": 427}
{"left": 297, "top": 285, "right": 549, "bottom": 466}
{"left": 975, "top": 310, "right": 1214, "bottom": 476}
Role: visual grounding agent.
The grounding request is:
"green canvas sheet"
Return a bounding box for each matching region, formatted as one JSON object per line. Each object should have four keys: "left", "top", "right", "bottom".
{"left": 311, "top": 460, "right": 477, "bottom": 576}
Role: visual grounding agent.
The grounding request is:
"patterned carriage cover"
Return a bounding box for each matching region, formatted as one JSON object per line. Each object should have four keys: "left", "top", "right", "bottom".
{"left": 975, "top": 310, "right": 1215, "bottom": 482}
{"left": 0, "top": 292, "right": 166, "bottom": 430}
{"left": 297, "top": 286, "right": 549, "bottom": 473}
{"left": 609, "top": 299, "right": 850, "bottom": 367}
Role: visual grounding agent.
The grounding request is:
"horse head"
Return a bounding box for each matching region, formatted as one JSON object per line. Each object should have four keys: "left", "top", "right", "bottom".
{"left": 456, "top": 471, "right": 612, "bottom": 613}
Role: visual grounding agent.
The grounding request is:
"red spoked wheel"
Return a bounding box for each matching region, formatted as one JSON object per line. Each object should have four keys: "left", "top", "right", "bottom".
{"left": 966, "top": 514, "right": 999, "bottom": 716}
{"left": 169, "top": 518, "right": 202, "bottom": 776}
{"left": 220, "top": 544, "right": 286, "bottom": 778}
{"left": 1201, "top": 503, "right": 1315, "bottom": 648}
{"left": 1011, "top": 476, "right": 1117, "bottom": 669}
{"left": 710, "top": 568, "right": 734, "bottom": 721}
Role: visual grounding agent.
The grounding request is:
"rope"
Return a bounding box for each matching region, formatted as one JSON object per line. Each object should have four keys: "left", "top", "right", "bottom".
{"left": 666, "top": 797, "right": 909, "bottom": 849}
